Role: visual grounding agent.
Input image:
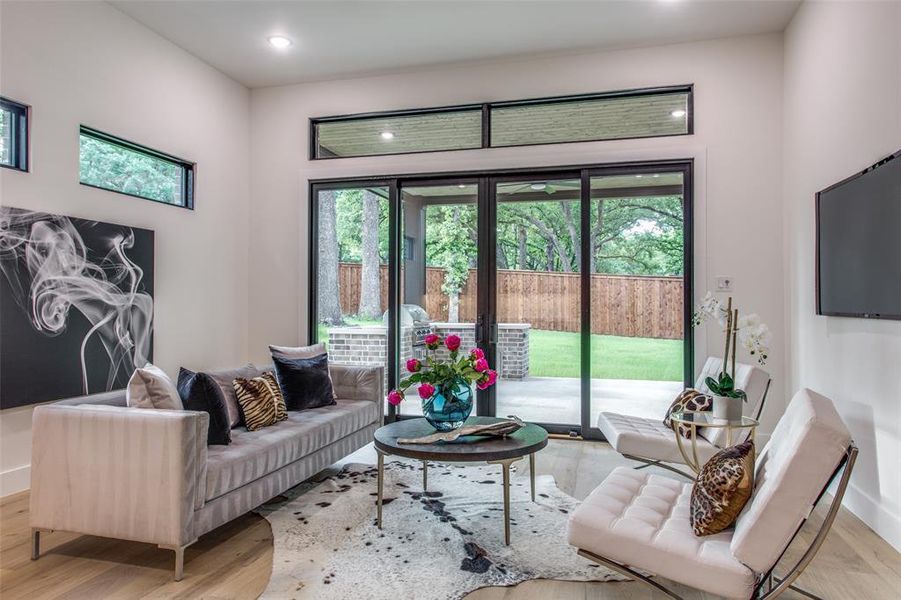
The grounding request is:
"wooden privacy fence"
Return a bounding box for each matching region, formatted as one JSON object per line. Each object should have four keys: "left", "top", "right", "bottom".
{"left": 337, "top": 263, "right": 684, "bottom": 339}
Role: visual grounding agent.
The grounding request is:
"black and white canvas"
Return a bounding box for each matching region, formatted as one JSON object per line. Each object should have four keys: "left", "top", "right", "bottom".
{"left": 0, "top": 206, "right": 154, "bottom": 408}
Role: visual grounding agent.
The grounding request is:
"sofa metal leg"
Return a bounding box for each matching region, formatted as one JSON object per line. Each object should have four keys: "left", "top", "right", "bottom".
{"left": 31, "top": 529, "right": 40, "bottom": 560}
{"left": 159, "top": 542, "right": 193, "bottom": 581}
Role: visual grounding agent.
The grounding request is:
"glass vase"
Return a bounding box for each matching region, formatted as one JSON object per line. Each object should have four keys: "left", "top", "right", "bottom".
{"left": 421, "top": 376, "right": 473, "bottom": 432}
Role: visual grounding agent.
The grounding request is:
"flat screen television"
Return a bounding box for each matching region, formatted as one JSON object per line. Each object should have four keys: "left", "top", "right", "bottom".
{"left": 816, "top": 149, "right": 901, "bottom": 320}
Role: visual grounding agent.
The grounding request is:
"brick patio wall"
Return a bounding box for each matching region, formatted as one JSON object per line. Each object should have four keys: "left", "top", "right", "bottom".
{"left": 326, "top": 323, "right": 529, "bottom": 385}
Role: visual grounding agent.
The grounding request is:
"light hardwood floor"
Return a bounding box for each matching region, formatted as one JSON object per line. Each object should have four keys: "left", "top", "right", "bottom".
{"left": 1, "top": 439, "right": 899, "bottom": 599}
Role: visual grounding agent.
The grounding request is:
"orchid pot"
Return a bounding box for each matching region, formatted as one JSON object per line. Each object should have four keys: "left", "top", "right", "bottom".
{"left": 711, "top": 393, "right": 745, "bottom": 421}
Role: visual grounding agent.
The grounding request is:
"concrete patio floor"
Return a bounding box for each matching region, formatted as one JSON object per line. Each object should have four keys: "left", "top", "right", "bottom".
{"left": 399, "top": 376, "right": 683, "bottom": 427}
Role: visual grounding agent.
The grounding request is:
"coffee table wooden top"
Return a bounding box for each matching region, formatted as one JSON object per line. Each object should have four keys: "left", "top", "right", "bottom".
{"left": 374, "top": 417, "right": 548, "bottom": 462}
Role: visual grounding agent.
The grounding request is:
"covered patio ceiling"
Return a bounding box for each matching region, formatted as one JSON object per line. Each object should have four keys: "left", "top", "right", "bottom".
{"left": 399, "top": 172, "right": 684, "bottom": 205}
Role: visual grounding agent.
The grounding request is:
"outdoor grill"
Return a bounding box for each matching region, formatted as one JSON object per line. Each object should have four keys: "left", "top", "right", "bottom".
{"left": 384, "top": 305, "right": 434, "bottom": 359}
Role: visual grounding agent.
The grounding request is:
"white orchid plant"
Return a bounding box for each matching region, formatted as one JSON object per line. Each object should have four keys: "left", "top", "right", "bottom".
{"left": 692, "top": 292, "right": 771, "bottom": 400}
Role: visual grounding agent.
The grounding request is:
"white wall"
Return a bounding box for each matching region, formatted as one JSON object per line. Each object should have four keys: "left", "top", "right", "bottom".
{"left": 0, "top": 1, "right": 251, "bottom": 495}
{"left": 249, "top": 33, "right": 786, "bottom": 426}
{"left": 783, "top": 1, "right": 901, "bottom": 551}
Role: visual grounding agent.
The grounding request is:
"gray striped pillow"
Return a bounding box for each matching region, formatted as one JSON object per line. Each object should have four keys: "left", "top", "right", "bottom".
{"left": 233, "top": 372, "right": 287, "bottom": 431}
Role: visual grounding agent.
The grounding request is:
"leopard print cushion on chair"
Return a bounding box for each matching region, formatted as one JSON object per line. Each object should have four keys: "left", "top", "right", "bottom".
{"left": 663, "top": 388, "right": 713, "bottom": 438}
{"left": 690, "top": 440, "right": 755, "bottom": 536}
{"left": 233, "top": 372, "right": 288, "bottom": 431}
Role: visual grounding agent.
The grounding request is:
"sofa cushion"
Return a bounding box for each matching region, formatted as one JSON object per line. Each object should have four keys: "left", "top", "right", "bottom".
{"left": 126, "top": 364, "right": 183, "bottom": 410}
{"left": 205, "top": 363, "right": 261, "bottom": 428}
{"left": 597, "top": 412, "right": 720, "bottom": 465}
{"left": 272, "top": 353, "right": 337, "bottom": 410}
{"left": 204, "top": 399, "right": 379, "bottom": 501}
{"left": 177, "top": 368, "right": 232, "bottom": 445}
{"left": 233, "top": 372, "right": 288, "bottom": 431}
{"left": 568, "top": 467, "right": 755, "bottom": 599}
{"left": 731, "top": 388, "right": 851, "bottom": 573}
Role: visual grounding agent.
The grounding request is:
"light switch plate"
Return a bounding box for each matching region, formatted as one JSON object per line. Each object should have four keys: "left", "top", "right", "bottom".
{"left": 716, "top": 277, "right": 734, "bottom": 292}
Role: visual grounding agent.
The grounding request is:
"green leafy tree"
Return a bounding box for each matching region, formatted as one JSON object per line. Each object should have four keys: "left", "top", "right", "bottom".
{"left": 426, "top": 205, "right": 477, "bottom": 322}
{"left": 79, "top": 137, "right": 184, "bottom": 205}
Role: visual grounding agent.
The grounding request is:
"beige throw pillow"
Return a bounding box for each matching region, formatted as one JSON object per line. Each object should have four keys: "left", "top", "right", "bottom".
{"left": 126, "top": 363, "right": 183, "bottom": 410}
{"left": 269, "top": 342, "right": 327, "bottom": 359}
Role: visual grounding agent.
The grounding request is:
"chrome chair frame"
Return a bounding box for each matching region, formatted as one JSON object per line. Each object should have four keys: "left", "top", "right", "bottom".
{"left": 578, "top": 443, "right": 857, "bottom": 600}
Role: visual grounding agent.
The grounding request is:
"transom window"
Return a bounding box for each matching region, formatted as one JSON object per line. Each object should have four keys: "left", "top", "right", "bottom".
{"left": 311, "top": 85, "right": 692, "bottom": 159}
{"left": 79, "top": 126, "right": 195, "bottom": 209}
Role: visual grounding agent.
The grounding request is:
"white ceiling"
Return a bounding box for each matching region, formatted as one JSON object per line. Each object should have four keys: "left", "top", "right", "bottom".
{"left": 111, "top": 0, "right": 801, "bottom": 88}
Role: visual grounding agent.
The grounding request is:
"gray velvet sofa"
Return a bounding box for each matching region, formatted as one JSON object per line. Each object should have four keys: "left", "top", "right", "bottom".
{"left": 29, "top": 363, "right": 384, "bottom": 580}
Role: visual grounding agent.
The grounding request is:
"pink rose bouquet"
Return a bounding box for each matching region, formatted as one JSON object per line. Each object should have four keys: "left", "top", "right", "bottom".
{"left": 387, "top": 333, "right": 497, "bottom": 407}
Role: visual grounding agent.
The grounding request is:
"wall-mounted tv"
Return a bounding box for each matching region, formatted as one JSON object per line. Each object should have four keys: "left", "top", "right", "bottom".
{"left": 816, "top": 149, "right": 901, "bottom": 320}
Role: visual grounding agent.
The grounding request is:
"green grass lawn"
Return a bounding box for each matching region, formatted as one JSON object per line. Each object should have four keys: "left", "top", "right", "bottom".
{"left": 529, "top": 329, "right": 683, "bottom": 381}
{"left": 318, "top": 318, "right": 681, "bottom": 382}
{"left": 317, "top": 316, "right": 382, "bottom": 349}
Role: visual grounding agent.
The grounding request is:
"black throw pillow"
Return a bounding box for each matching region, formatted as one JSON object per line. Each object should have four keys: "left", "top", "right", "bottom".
{"left": 272, "top": 353, "right": 337, "bottom": 411}
{"left": 177, "top": 368, "right": 232, "bottom": 445}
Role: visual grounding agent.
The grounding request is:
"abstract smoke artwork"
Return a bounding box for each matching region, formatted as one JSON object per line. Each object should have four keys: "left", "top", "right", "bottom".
{"left": 0, "top": 207, "right": 154, "bottom": 408}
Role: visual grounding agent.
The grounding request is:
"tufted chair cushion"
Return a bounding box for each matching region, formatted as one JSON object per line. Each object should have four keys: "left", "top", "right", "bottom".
{"left": 730, "top": 388, "right": 851, "bottom": 573}
{"left": 568, "top": 467, "right": 756, "bottom": 599}
{"left": 597, "top": 412, "right": 720, "bottom": 465}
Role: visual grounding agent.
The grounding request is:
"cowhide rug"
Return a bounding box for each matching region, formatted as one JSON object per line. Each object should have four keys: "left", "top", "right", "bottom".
{"left": 255, "top": 459, "right": 626, "bottom": 600}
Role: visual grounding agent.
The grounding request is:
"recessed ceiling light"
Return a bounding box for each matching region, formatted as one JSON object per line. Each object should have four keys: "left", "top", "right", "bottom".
{"left": 380, "top": 131, "right": 395, "bottom": 140}
{"left": 530, "top": 183, "right": 547, "bottom": 191}
{"left": 267, "top": 36, "right": 292, "bottom": 49}
{"left": 635, "top": 174, "right": 643, "bottom": 178}
{"left": 671, "top": 109, "right": 687, "bottom": 118}
{"left": 652, "top": 174, "right": 660, "bottom": 178}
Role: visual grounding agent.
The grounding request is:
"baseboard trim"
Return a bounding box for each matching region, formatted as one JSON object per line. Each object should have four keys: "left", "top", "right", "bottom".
{"left": 0, "top": 464, "right": 30, "bottom": 499}
{"left": 843, "top": 481, "right": 901, "bottom": 553}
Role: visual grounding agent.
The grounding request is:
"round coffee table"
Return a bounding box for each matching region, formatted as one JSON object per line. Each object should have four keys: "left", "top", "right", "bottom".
{"left": 373, "top": 416, "right": 549, "bottom": 545}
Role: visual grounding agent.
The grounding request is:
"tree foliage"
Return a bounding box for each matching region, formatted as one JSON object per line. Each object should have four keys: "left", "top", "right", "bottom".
{"left": 318, "top": 187, "right": 685, "bottom": 325}
{"left": 79, "top": 136, "right": 184, "bottom": 205}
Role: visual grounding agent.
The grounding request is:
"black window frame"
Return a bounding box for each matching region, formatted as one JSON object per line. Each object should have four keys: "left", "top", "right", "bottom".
{"left": 1, "top": 96, "right": 30, "bottom": 172}
{"left": 79, "top": 125, "right": 196, "bottom": 210}
{"left": 310, "top": 84, "right": 693, "bottom": 160}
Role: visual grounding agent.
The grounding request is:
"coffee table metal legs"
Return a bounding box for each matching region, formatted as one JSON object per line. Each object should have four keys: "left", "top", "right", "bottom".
{"left": 489, "top": 456, "right": 521, "bottom": 546}
{"left": 377, "top": 452, "right": 538, "bottom": 545}
{"left": 376, "top": 449, "right": 385, "bottom": 529}
{"left": 529, "top": 452, "right": 536, "bottom": 502}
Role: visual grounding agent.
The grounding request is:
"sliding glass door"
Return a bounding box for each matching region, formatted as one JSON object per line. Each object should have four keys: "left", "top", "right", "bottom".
{"left": 310, "top": 161, "right": 692, "bottom": 437}
{"left": 311, "top": 183, "right": 395, "bottom": 414}
{"left": 586, "top": 170, "right": 690, "bottom": 427}
{"left": 396, "top": 181, "right": 480, "bottom": 417}
{"left": 491, "top": 175, "right": 582, "bottom": 427}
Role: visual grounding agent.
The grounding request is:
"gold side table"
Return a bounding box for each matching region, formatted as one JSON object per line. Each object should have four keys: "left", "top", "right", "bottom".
{"left": 669, "top": 411, "right": 759, "bottom": 474}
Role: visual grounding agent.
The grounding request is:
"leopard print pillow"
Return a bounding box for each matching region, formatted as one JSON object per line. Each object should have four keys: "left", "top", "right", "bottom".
{"left": 690, "top": 440, "right": 755, "bottom": 536}
{"left": 663, "top": 388, "right": 712, "bottom": 438}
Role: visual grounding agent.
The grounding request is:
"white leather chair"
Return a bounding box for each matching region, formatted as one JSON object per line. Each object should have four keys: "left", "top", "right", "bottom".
{"left": 569, "top": 388, "right": 857, "bottom": 600}
{"left": 597, "top": 357, "right": 771, "bottom": 478}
